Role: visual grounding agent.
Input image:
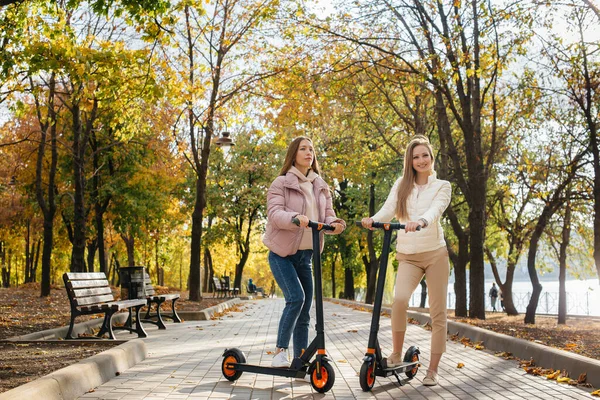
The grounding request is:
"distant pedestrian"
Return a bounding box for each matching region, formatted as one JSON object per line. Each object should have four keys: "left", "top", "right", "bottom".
{"left": 489, "top": 283, "right": 499, "bottom": 312}
{"left": 499, "top": 289, "right": 505, "bottom": 312}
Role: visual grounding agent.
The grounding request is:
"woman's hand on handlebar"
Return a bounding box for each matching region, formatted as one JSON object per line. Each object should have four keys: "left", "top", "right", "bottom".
{"left": 404, "top": 220, "right": 423, "bottom": 233}
{"left": 294, "top": 215, "right": 309, "bottom": 228}
{"left": 361, "top": 217, "right": 374, "bottom": 230}
{"left": 330, "top": 222, "right": 344, "bottom": 234}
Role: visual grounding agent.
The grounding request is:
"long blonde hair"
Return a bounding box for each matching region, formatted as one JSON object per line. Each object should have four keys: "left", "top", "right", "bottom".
{"left": 279, "top": 136, "right": 321, "bottom": 176}
{"left": 395, "top": 135, "right": 435, "bottom": 220}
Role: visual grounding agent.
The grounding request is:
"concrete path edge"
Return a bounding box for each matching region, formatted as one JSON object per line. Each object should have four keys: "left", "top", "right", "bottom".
{"left": 177, "top": 297, "right": 242, "bottom": 321}
{"left": 0, "top": 339, "right": 147, "bottom": 400}
{"left": 328, "top": 298, "right": 600, "bottom": 388}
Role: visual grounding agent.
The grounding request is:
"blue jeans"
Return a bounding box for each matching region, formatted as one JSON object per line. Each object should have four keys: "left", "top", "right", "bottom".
{"left": 269, "top": 250, "right": 313, "bottom": 358}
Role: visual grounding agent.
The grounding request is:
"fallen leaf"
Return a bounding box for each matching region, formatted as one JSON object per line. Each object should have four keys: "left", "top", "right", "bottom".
{"left": 577, "top": 372, "right": 587, "bottom": 383}
{"left": 456, "top": 363, "right": 465, "bottom": 368}
{"left": 592, "top": 389, "right": 600, "bottom": 397}
{"left": 546, "top": 370, "right": 560, "bottom": 380}
{"left": 347, "top": 329, "right": 357, "bottom": 333}
{"left": 556, "top": 376, "right": 570, "bottom": 384}
{"left": 337, "top": 360, "right": 347, "bottom": 363}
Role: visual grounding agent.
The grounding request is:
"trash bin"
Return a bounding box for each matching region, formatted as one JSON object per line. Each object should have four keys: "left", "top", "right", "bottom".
{"left": 120, "top": 266, "right": 146, "bottom": 300}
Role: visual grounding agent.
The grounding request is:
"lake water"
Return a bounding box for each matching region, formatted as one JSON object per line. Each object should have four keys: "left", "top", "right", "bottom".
{"left": 355, "top": 270, "right": 600, "bottom": 317}
{"left": 439, "top": 279, "right": 599, "bottom": 316}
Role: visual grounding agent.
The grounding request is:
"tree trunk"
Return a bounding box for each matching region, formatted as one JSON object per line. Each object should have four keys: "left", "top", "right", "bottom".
{"left": 32, "top": 72, "right": 58, "bottom": 296}
{"left": 339, "top": 234, "right": 355, "bottom": 300}
{"left": 24, "top": 220, "right": 30, "bottom": 283}
{"left": 558, "top": 200, "right": 571, "bottom": 325}
{"left": 331, "top": 252, "right": 337, "bottom": 299}
{"left": 203, "top": 247, "right": 212, "bottom": 293}
{"left": 1, "top": 241, "right": 8, "bottom": 288}
{"left": 71, "top": 104, "right": 86, "bottom": 272}
{"left": 344, "top": 266, "right": 355, "bottom": 300}
{"left": 86, "top": 238, "right": 97, "bottom": 273}
{"left": 154, "top": 236, "right": 160, "bottom": 284}
{"left": 91, "top": 131, "right": 111, "bottom": 277}
{"left": 467, "top": 175, "right": 487, "bottom": 319}
{"left": 29, "top": 239, "right": 39, "bottom": 283}
{"left": 121, "top": 233, "right": 135, "bottom": 267}
{"left": 500, "top": 265, "right": 519, "bottom": 316}
{"left": 592, "top": 113, "right": 600, "bottom": 285}
{"left": 419, "top": 278, "right": 427, "bottom": 308}
{"left": 95, "top": 203, "right": 108, "bottom": 275}
{"left": 189, "top": 177, "right": 204, "bottom": 301}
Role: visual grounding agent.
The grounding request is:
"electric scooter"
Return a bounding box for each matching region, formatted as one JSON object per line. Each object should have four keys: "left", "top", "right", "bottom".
{"left": 355, "top": 221, "right": 421, "bottom": 392}
{"left": 221, "top": 219, "right": 336, "bottom": 393}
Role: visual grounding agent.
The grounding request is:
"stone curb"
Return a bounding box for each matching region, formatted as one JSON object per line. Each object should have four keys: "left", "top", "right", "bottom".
{"left": 177, "top": 297, "right": 242, "bottom": 321}
{"left": 0, "top": 339, "right": 147, "bottom": 400}
{"left": 327, "top": 298, "right": 600, "bottom": 388}
{"left": 6, "top": 313, "right": 130, "bottom": 341}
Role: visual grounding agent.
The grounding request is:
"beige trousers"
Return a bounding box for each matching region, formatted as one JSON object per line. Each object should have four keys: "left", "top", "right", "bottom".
{"left": 392, "top": 247, "right": 450, "bottom": 354}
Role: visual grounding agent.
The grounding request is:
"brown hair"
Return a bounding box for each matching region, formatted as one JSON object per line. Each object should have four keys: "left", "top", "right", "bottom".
{"left": 279, "top": 136, "right": 321, "bottom": 176}
{"left": 395, "top": 135, "right": 434, "bottom": 220}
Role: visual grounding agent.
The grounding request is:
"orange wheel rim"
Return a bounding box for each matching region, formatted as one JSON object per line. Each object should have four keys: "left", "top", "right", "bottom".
{"left": 410, "top": 354, "right": 419, "bottom": 374}
{"left": 366, "top": 364, "right": 375, "bottom": 386}
{"left": 312, "top": 366, "right": 329, "bottom": 388}
{"left": 223, "top": 355, "right": 237, "bottom": 377}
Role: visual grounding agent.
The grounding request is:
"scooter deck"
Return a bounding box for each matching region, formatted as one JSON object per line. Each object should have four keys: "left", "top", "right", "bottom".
{"left": 378, "top": 361, "right": 419, "bottom": 377}
{"left": 229, "top": 363, "right": 307, "bottom": 378}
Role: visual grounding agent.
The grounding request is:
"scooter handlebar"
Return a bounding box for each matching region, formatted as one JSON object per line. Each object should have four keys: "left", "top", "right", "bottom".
{"left": 354, "top": 220, "right": 421, "bottom": 231}
{"left": 292, "top": 217, "right": 336, "bottom": 231}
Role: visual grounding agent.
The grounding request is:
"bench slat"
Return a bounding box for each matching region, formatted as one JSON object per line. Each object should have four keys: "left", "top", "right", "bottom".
{"left": 74, "top": 294, "right": 115, "bottom": 307}
{"left": 73, "top": 287, "right": 113, "bottom": 297}
{"left": 68, "top": 279, "right": 110, "bottom": 289}
{"left": 65, "top": 272, "right": 106, "bottom": 280}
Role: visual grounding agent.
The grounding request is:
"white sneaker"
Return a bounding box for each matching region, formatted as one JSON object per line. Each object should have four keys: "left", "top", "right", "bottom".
{"left": 271, "top": 349, "right": 290, "bottom": 368}
{"left": 423, "top": 369, "right": 439, "bottom": 386}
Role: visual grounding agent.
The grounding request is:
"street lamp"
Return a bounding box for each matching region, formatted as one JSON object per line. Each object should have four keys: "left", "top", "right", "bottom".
{"left": 214, "top": 131, "right": 235, "bottom": 159}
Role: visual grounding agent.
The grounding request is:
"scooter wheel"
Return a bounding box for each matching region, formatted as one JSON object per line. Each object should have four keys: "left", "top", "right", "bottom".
{"left": 403, "top": 346, "right": 420, "bottom": 379}
{"left": 310, "top": 361, "right": 335, "bottom": 393}
{"left": 359, "top": 360, "right": 376, "bottom": 391}
{"left": 222, "top": 348, "right": 246, "bottom": 381}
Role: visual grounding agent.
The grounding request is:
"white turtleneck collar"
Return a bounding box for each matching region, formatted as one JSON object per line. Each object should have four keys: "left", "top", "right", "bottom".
{"left": 289, "top": 165, "right": 318, "bottom": 183}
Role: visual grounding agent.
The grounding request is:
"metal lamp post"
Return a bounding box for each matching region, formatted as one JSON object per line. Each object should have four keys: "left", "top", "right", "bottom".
{"left": 214, "top": 131, "right": 235, "bottom": 158}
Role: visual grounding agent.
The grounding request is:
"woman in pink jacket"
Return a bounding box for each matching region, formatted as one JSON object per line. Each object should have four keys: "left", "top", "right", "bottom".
{"left": 361, "top": 135, "right": 451, "bottom": 386}
{"left": 263, "top": 136, "right": 346, "bottom": 368}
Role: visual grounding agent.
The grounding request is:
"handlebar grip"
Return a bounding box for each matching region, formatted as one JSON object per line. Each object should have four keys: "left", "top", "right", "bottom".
{"left": 355, "top": 220, "right": 421, "bottom": 231}
{"left": 293, "top": 218, "right": 336, "bottom": 231}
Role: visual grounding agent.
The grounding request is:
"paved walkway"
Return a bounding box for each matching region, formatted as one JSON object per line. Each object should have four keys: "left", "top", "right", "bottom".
{"left": 79, "top": 299, "right": 594, "bottom": 399}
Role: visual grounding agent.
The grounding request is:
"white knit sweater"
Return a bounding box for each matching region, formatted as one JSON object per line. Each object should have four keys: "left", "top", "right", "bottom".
{"left": 372, "top": 172, "right": 451, "bottom": 254}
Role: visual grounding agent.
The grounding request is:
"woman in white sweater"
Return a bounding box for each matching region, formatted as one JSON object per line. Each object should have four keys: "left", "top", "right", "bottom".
{"left": 361, "top": 135, "right": 451, "bottom": 386}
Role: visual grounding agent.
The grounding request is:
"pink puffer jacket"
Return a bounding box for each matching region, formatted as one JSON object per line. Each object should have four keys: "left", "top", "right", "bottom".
{"left": 262, "top": 171, "right": 346, "bottom": 257}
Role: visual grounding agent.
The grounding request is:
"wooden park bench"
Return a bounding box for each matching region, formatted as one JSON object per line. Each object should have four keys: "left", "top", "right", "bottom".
{"left": 142, "top": 272, "right": 182, "bottom": 330}
{"left": 220, "top": 276, "right": 240, "bottom": 297}
{"left": 212, "top": 276, "right": 227, "bottom": 298}
{"left": 63, "top": 272, "right": 148, "bottom": 340}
